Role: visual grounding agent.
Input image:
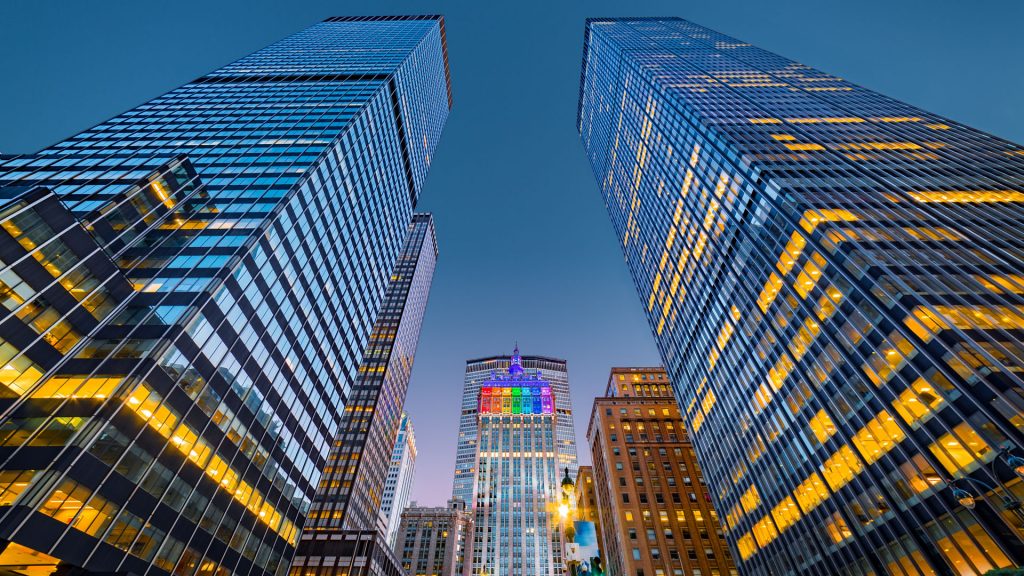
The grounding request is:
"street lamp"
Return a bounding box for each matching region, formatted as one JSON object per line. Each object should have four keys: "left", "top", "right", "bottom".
{"left": 948, "top": 444, "right": 1024, "bottom": 525}
{"left": 560, "top": 467, "right": 578, "bottom": 576}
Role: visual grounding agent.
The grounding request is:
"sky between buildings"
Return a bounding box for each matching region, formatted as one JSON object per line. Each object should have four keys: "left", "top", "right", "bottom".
{"left": 1, "top": 0, "right": 1022, "bottom": 506}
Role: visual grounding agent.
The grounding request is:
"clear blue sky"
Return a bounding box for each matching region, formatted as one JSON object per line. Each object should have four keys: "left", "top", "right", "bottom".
{"left": 2, "top": 0, "right": 1021, "bottom": 506}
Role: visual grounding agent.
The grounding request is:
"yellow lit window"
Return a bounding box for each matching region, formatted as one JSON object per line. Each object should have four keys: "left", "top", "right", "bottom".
{"left": 0, "top": 339, "right": 44, "bottom": 395}
{"left": 625, "top": 511, "right": 634, "bottom": 522}
{"left": 0, "top": 470, "right": 36, "bottom": 506}
{"left": 751, "top": 515, "right": 778, "bottom": 547}
{"left": 821, "top": 445, "right": 863, "bottom": 491}
{"left": 737, "top": 533, "right": 757, "bottom": 560}
{"left": 929, "top": 423, "right": 991, "bottom": 474}
{"left": 800, "top": 208, "right": 859, "bottom": 233}
{"left": 808, "top": 410, "right": 836, "bottom": 444}
{"left": 794, "top": 253, "right": 826, "bottom": 298}
{"left": 767, "top": 354, "right": 795, "bottom": 392}
{"left": 907, "top": 190, "right": 1024, "bottom": 203}
{"left": 934, "top": 520, "right": 1013, "bottom": 574}
{"left": 770, "top": 497, "right": 801, "bottom": 532}
{"left": 891, "top": 377, "right": 946, "bottom": 426}
{"left": 785, "top": 143, "right": 825, "bottom": 151}
{"left": 740, "top": 485, "right": 760, "bottom": 514}
{"left": 0, "top": 543, "right": 60, "bottom": 575}
{"left": 793, "top": 473, "right": 829, "bottom": 514}
{"left": 851, "top": 410, "right": 905, "bottom": 464}
{"left": 862, "top": 332, "right": 916, "bottom": 387}
{"left": 757, "top": 273, "right": 783, "bottom": 313}
{"left": 749, "top": 118, "right": 782, "bottom": 124}
{"left": 815, "top": 286, "right": 843, "bottom": 321}
{"left": 777, "top": 232, "right": 806, "bottom": 275}
{"left": 771, "top": 134, "right": 796, "bottom": 141}
{"left": 976, "top": 274, "right": 1024, "bottom": 294}
{"left": 875, "top": 117, "right": 921, "bottom": 123}
{"left": 31, "top": 376, "right": 123, "bottom": 399}
{"left": 825, "top": 511, "right": 852, "bottom": 543}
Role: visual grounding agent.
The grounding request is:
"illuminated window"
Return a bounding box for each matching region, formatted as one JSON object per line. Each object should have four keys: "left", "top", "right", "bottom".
{"left": 757, "top": 273, "right": 783, "bottom": 313}
{"left": 794, "top": 253, "right": 827, "bottom": 298}
{"left": 751, "top": 515, "right": 778, "bottom": 548}
{"left": 736, "top": 533, "right": 757, "bottom": 560}
{"left": 799, "top": 209, "right": 859, "bottom": 233}
{"left": 740, "top": 485, "right": 760, "bottom": 514}
{"left": 929, "top": 423, "right": 991, "bottom": 474}
{"left": 821, "top": 445, "right": 863, "bottom": 491}
{"left": 793, "top": 473, "right": 829, "bottom": 513}
{"left": 0, "top": 470, "right": 36, "bottom": 506}
{"left": 0, "top": 339, "right": 43, "bottom": 395}
{"left": 31, "top": 376, "right": 123, "bottom": 399}
{"left": 0, "top": 543, "right": 59, "bottom": 576}
{"left": 771, "top": 497, "right": 801, "bottom": 532}
{"left": 931, "top": 515, "right": 1013, "bottom": 574}
{"left": 808, "top": 410, "right": 837, "bottom": 444}
{"left": 785, "top": 143, "right": 825, "bottom": 152}
{"left": 891, "top": 377, "right": 947, "bottom": 426}
{"left": 907, "top": 190, "right": 1024, "bottom": 203}
{"left": 851, "top": 410, "right": 905, "bottom": 464}
{"left": 824, "top": 512, "right": 852, "bottom": 543}
{"left": 777, "top": 232, "right": 806, "bottom": 275}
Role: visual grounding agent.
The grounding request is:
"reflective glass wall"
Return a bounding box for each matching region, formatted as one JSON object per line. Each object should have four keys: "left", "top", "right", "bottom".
{"left": 579, "top": 17, "right": 1024, "bottom": 575}
{"left": 0, "top": 15, "right": 450, "bottom": 576}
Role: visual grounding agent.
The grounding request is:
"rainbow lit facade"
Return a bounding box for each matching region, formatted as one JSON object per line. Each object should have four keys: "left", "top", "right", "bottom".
{"left": 479, "top": 384, "right": 554, "bottom": 415}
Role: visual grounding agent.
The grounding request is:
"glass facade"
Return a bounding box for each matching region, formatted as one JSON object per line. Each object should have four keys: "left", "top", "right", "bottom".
{"left": 452, "top": 350, "right": 578, "bottom": 505}
{"left": 0, "top": 15, "right": 450, "bottom": 576}
{"left": 294, "top": 213, "right": 436, "bottom": 573}
{"left": 469, "top": 350, "right": 566, "bottom": 576}
{"left": 578, "top": 17, "right": 1024, "bottom": 575}
{"left": 380, "top": 412, "right": 417, "bottom": 548}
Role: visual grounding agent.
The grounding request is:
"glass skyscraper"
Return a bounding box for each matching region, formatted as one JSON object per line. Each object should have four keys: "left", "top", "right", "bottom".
{"left": 452, "top": 350, "right": 578, "bottom": 505}
{"left": 470, "top": 350, "right": 566, "bottom": 576}
{"left": 0, "top": 15, "right": 450, "bottom": 576}
{"left": 579, "top": 17, "right": 1024, "bottom": 576}
{"left": 294, "top": 213, "right": 436, "bottom": 575}
{"left": 380, "top": 412, "right": 417, "bottom": 548}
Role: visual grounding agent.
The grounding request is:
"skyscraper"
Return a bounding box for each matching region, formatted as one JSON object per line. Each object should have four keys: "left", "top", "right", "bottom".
{"left": 0, "top": 15, "right": 450, "bottom": 576}
{"left": 395, "top": 498, "right": 474, "bottom": 576}
{"left": 452, "top": 350, "right": 578, "bottom": 505}
{"left": 587, "top": 367, "right": 736, "bottom": 576}
{"left": 294, "top": 213, "right": 436, "bottom": 575}
{"left": 578, "top": 16, "right": 1024, "bottom": 575}
{"left": 381, "top": 412, "right": 417, "bottom": 548}
{"left": 469, "top": 349, "right": 567, "bottom": 576}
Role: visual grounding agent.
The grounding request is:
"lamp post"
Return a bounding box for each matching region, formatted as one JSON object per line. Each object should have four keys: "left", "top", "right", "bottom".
{"left": 560, "top": 467, "right": 578, "bottom": 576}
{"left": 948, "top": 444, "right": 1024, "bottom": 527}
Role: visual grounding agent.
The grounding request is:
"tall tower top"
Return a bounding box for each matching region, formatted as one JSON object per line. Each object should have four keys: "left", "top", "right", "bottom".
{"left": 509, "top": 344, "right": 524, "bottom": 376}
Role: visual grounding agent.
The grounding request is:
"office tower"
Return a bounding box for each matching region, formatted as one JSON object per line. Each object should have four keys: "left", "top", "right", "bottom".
{"left": 381, "top": 413, "right": 417, "bottom": 548}
{"left": 452, "top": 348, "right": 578, "bottom": 505}
{"left": 578, "top": 16, "right": 1024, "bottom": 575}
{"left": 574, "top": 466, "right": 605, "bottom": 564}
{"left": 0, "top": 15, "right": 450, "bottom": 576}
{"left": 294, "top": 214, "right": 436, "bottom": 574}
{"left": 588, "top": 368, "right": 736, "bottom": 576}
{"left": 470, "top": 350, "right": 567, "bottom": 576}
{"left": 395, "top": 498, "right": 474, "bottom": 576}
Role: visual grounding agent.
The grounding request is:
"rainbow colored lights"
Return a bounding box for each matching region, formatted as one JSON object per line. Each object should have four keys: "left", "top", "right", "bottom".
{"left": 479, "top": 385, "right": 554, "bottom": 415}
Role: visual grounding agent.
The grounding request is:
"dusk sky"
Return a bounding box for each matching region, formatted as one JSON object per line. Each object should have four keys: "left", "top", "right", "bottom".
{"left": 2, "top": 0, "right": 1022, "bottom": 507}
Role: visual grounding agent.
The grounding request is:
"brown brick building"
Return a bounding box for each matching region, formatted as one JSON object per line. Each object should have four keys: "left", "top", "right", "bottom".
{"left": 586, "top": 367, "right": 737, "bottom": 576}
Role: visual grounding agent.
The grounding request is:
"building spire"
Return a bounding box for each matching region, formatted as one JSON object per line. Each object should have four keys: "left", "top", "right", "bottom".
{"left": 509, "top": 342, "right": 524, "bottom": 376}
